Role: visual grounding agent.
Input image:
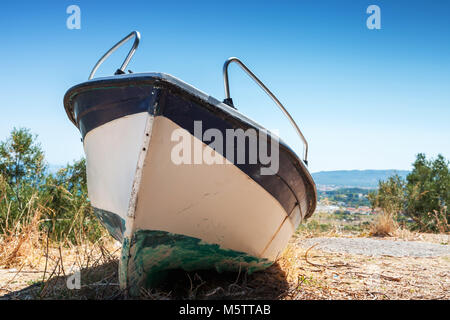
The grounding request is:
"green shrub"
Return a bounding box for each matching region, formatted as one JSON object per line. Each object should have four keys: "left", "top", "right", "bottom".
{"left": 369, "top": 153, "right": 449, "bottom": 233}
{"left": 0, "top": 128, "right": 105, "bottom": 245}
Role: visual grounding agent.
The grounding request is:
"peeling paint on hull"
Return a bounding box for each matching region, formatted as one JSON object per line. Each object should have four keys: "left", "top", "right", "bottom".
{"left": 94, "top": 207, "right": 125, "bottom": 242}
{"left": 123, "top": 229, "right": 273, "bottom": 296}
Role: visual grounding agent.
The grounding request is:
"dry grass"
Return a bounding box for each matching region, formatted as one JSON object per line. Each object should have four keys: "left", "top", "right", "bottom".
{"left": 0, "top": 197, "right": 43, "bottom": 268}
{"left": 429, "top": 207, "right": 449, "bottom": 234}
{"left": 370, "top": 212, "right": 398, "bottom": 237}
{"left": 280, "top": 236, "right": 449, "bottom": 300}
{"left": 1, "top": 232, "right": 448, "bottom": 300}
{"left": 0, "top": 200, "right": 119, "bottom": 299}
{"left": 392, "top": 228, "right": 449, "bottom": 245}
{"left": 1, "top": 204, "right": 447, "bottom": 300}
{"left": 297, "top": 210, "right": 376, "bottom": 238}
{"left": 1, "top": 202, "right": 448, "bottom": 300}
{"left": 0, "top": 236, "right": 121, "bottom": 299}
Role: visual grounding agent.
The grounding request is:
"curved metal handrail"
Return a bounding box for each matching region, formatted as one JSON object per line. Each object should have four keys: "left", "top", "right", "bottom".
{"left": 88, "top": 31, "right": 141, "bottom": 80}
{"left": 223, "top": 57, "right": 309, "bottom": 165}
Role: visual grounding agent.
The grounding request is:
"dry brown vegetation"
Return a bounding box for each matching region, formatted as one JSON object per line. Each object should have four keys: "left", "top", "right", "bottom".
{"left": 1, "top": 230, "right": 448, "bottom": 300}
{"left": 0, "top": 194, "right": 118, "bottom": 299}
{"left": 280, "top": 237, "right": 449, "bottom": 300}
{"left": 0, "top": 199, "right": 43, "bottom": 268}
{"left": 1, "top": 203, "right": 448, "bottom": 300}
{"left": 0, "top": 236, "right": 120, "bottom": 299}
{"left": 369, "top": 211, "right": 399, "bottom": 237}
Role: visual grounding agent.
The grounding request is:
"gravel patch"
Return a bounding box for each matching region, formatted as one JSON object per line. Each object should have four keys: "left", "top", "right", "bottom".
{"left": 299, "top": 237, "right": 450, "bottom": 257}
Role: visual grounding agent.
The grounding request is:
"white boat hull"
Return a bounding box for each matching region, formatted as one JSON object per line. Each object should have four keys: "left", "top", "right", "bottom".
{"left": 64, "top": 73, "right": 317, "bottom": 295}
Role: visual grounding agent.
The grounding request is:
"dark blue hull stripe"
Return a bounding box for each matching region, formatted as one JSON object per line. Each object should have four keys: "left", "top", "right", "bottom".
{"left": 64, "top": 76, "right": 316, "bottom": 219}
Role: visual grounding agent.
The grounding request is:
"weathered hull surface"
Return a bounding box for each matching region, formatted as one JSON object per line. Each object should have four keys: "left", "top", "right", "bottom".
{"left": 64, "top": 73, "right": 317, "bottom": 295}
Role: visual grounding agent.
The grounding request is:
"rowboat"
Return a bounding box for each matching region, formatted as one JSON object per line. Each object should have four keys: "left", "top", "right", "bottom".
{"left": 63, "top": 31, "right": 317, "bottom": 296}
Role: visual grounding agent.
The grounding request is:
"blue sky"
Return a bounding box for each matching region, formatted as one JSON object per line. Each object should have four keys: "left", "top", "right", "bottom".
{"left": 0, "top": 0, "right": 449, "bottom": 173}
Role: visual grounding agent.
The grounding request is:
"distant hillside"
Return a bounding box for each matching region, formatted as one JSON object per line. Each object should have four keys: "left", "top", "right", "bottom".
{"left": 312, "top": 170, "right": 410, "bottom": 188}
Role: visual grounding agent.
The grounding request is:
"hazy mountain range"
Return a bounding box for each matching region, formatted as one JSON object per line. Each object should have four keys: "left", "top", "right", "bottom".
{"left": 311, "top": 170, "right": 410, "bottom": 188}
{"left": 48, "top": 163, "right": 409, "bottom": 189}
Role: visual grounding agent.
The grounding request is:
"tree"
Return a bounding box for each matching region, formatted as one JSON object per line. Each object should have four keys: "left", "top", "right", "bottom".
{"left": 368, "top": 174, "right": 405, "bottom": 235}
{"left": 368, "top": 174, "right": 405, "bottom": 218}
{"left": 0, "top": 128, "right": 104, "bottom": 245}
{"left": 0, "top": 128, "right": 46, "bottom": 216}
{"left": 369, "top": 154, "right": 450, "bottom": 234}
{"left": 0, "top": 128, "right": 45, "bottom": 188}
{"left": 405, "top": 153, "right": 449, "bottom": 232}
{"left": 42, "top": 158, "right": 101, "bottom": 243}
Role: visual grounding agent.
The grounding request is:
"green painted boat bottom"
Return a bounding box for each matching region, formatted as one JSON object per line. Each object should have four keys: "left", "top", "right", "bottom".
{"left": 93, "top": 207, "right": 273, "bottom": 296}
{"left": 121, "top": 229, "right": 274, "bottom": 296}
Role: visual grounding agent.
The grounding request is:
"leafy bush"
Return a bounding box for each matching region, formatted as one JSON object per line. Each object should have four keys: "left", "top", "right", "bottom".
{"left": 405, "top": 154, "right": 449, "bottom": 232}
{"left": 41, "top": 158, "right": 104, "bottom": 243}
{"left": 369, "top": 153, "right": 449, "bottom": 233}
{"left": 0, "top": 128, "right": 104, "bottom": 249}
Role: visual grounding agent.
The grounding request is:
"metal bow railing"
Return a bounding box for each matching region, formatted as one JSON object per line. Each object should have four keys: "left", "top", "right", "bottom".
{"left": 88, "top": 31, "right": 141, "bottom": 80}
{"left": 222, "top": 57, "right": 309, "bottom": 165}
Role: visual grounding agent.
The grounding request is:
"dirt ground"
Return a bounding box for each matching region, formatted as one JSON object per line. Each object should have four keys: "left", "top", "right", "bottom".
{"left": 282, "top": 235, "right": 449, "bottom": 299}
{"left": 0, "top": 231, "right": 448, "bottom": 300}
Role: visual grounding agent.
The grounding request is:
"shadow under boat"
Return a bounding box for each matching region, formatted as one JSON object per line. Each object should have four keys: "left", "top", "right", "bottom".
{"left": 0, "top": 260, "right": 291, "bottom": 300}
